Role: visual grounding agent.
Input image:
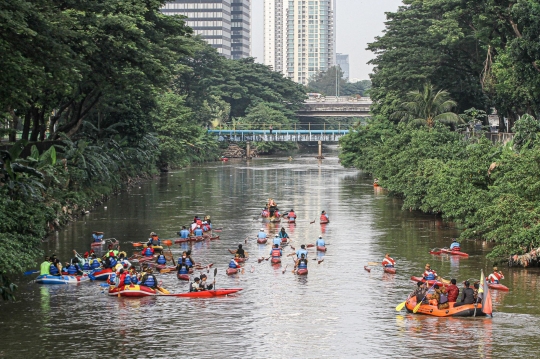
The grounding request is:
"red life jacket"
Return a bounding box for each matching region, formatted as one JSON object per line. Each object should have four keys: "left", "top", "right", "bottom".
{"left": 271, "top": 249, "right": 282, "bottom": 258}
{"left": 288, "top": 212, "right": 296, "bottom": 218}
{"left": 320, "top": 214, "right": 328, "bottom": 221}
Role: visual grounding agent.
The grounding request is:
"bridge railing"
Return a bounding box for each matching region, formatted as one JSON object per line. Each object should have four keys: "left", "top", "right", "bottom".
{"left": 207, "top": 129, "right": 350, "bottom": 142}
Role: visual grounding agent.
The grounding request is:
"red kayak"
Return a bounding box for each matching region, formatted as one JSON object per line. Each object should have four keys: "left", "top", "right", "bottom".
{"left": 383, "top": 267, "right": 396, "bottom": 274}
{"left": 177, "top": 274, "right": 190, "bottom": 281}
{"left": 320, "top": 220, "right": 329, "bottom": 224}
{"left": 235, "top": 257, "right": 248, "bottom": 263}
{"left": 165, "top": 288, "right": 242, "bottom": 298}
{"left": 91, "top": 268, "right": 113, "bottom": 280}
{"left": 488, "top": 282, "right": 509, "bottom": 292}
{"left": 271, "top": 257, "right": 281, "bottom": 264}
{"left": 226, "top": 268, "right": 238, "bottom": 275}
{"left": 281, "top": 238, "right": 288, "bottom": 243}
{"left": 316, "top": 246, "right": 327, "bottom": 252}
{"left": 257, "top": 238, "right": 268, "bottom": 244}
{"left": 441, "top": 248, "right": 469, "bottom": 257}
{"left": 209, "top": 235, "right": 220, "bottom": 241}
{"left": 410, "top": 276, "right": 447, "bottom": 287}
{"left": 108, "top": 285, "right": 156, "bottom": 297}
{"left": 297, "top": 268, "right": 308, "bottom": 275}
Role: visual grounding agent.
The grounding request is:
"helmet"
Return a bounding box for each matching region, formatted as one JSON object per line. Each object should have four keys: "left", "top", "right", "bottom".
{"left": 275, "top": 234, "right": 279, "bottom": 237}
{"left": 260, "top": 228, "right": 264, "bottom": 231}
{"left": 150, "top": 232, "right": 156, "bottom": 236}
{"left": 318, "top": 236, "right": 322, "bottom": 238}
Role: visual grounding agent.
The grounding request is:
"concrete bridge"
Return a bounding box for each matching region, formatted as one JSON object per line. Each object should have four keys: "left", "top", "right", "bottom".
{"left": 298, "top": 96, "right": 372, "bottom": 117}
{"left": 207, "top": 129, "right": 349, "bottom": 142}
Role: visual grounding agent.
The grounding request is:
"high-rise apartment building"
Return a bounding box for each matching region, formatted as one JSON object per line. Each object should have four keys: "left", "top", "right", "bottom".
{"left": 161, "top": 1, "right": 251, "bottom": 60}
{"left": 336, "top": 53, "right": 349, "bottom": 80}
{"left": 265, "top": 0, "right": 335, "bottom": 85}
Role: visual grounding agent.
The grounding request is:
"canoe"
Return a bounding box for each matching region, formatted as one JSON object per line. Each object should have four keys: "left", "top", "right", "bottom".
{"left": 441, "top": 248, "right": 469, "bottom": 257}
{"left": 177, "top": 273, "right": 190, "bottom": 281}
{"left": 316, "top": 246, "right": 327, "bottom": 252}
{"left": 410, "top": 276, "right": 447, "bottom": 287}
{"left": 35, "top": 274, "right": 90, "bottom": 285}
{"left": 90, "top": 268, "right": 113, "bottom": 281}
{"left": 405, "top": 297, "right": 485, "bottom": 317}
{"left": 271, "top": 257, "right": 281, "bottom": 264}
{"left": 165, "top": 288, "right": 242, "bottom": 298}
{"left": 174, "top": 238, "right": 190, "bottom": 244}
{"left": 257, "top": 238, "right": 268, "bottom": 244}
{"left": 226, "top": 268, "right": 238, "bottom": 275}
{"left": 364, "top": 266, "right": 371, "bottom": 273}
{"left": 297, "top": 268, "right": 308, "bottom": 275}
{"left": 108, "top": 285, "right": 156, "bottom": 297}
{"left": 320, "top": 220, "right": 329, "bottom": 224}
{"left": 383, "top": 267, "right": 396, "bottom": 274}
{"left": 488, "top": 282, "right": 509, "bottom": 292}
{"left": 235, "top": 257, "right": 248, "bottom": 263}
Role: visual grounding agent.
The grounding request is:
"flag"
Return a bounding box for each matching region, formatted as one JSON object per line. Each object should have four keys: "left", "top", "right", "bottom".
{"left": 480, "top": 270, "right": 493, "bottom": 317}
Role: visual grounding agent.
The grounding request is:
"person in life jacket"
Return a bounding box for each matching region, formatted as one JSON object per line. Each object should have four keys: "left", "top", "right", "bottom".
{"left": 190, "top": 277, "right": 202, "bottom": 292}
{"left": 142, "top": 244, "right": 155, "bottom": 257}
{"left": 316, "top": 236, "right": 326, "bottom": 247}
{"left": 488, "top": 267, "right": 504, "bottom": 284}
{"left": 92, "top": 231, "right": 104, "bottom": 243}
{"left": 202, "top": 221, "right": 211, "bottom": 232}
{"left": 90, "top": 253, "right": 101, "bottom": 269}
{"left": 190, "top": 219, "right": 198, "bottom": 233}
{"left": 449, "top": 239, "right": 461, "bottom": 251}
{"left": 261, "top": 208, "right": 270, "bottom": 218}
{"left": 288, "top": 209, "right": 297, "bottom": 221}
{"left": 199, "top": 274, "right": 213, "bottom": 290}
{"left": 320, "top": 210, "right": 329, "bottom": 223}
{"left": 272, "top": 234, "right": 281, "bottom": 246}
{"left": 140, "top": 268, "right": 158, "bottom": 289}
{"left": 129, "top": 267, "right": 139, "bottom": 285}
{"left": 196, "top": 217, "right": 203, "bottom": 226}
{"left": 156, "top": 253, "right": 167, "bottom": 265}
{"left": 423, "top": 264, "right": 438, "bottom": 280}
{"left": 105, "top": 244, "right": 118, "bottom": 257}
{"left": 270, "top": 244, "right": 282, "bottom": 258}
{"left": 49, "top": 255, "right": 62, "bottom": 276}
{"left": 179, "top": 226, "right": 190, "bottom": 239}
{"left": 235, "top": 244, "right": 246, "bottom": 258}
{"left": 118, "top": 253, "right": 131, "bottom": 270}
{"left": 382, "top": 253, "right": 395, "bottom": 268}
{"left": 66, "top": 259, "right": 83, "bottom": 275}
{"left": 117, "top": 268, "right": 127, "bottom": 287}
{"left": 296, "top": 245, "right": 308, "bottom": 259}
{"left": 258, "top": 228, "right": 267, "bottom": 239}
{"left": 193, "top": 225, "right": 203, "bottom": 237}
{"left": 279, "top": 227, "right": 289, "bottom": 240}
{"left": 204, "top": 215, "right": 212, "bottom": 229}
{"left": 295, "top": 253, "right": 308, "bottom": 270}
{"left": 185, "top": 250, "right": 195, "bottom": 268}
{"left": 107, "top": 253, "right": 118, "bottom": 269}
{"left": 274, "top": 210, "right": 281, "bottom": 218}
{"left": 108, "top": 271, "right": 119, "bottom": 286}
{"left": 176, "top": 253, "right": 190, "bottom": 275}
{"left": 229, "top": 258, "right": 239, "bottom": 269}
{"left": 40, "top": 256, "right": 51, "bottom": 275}
{"left": 81, "top": 252, "right": 91, "bottom": 270}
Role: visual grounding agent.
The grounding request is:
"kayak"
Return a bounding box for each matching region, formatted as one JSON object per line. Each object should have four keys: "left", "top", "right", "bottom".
{"left": 405, "top": 297, "right": 485, "bottom": 317}
{"left": 108, "top": 284, "right": 156, "bottom": 297}
{"left": 271, "top": 257, "right": 281, "bottom": 264}
{"left": 165, "top": 288, "right": 243, "bottom": 298}
{"left": 297, "top": 268, "right": 308, "bottom": 275}
{"left": 441, "top": 248, "right": 469, "bottom": 257}
{"left": 488, "top": 282, "right": 509, "bottom": 292}
{"left": 257, "top": 238, "right": 268, "bottom": 244}
{"left": 383, "top": 267, "right": 396, "bottom": 274}
{"left": 177, "top": 273, "right": 190, "bottom": 281}
{"left": 316, "top": 246, "right": 327, "bottom": 252}
{"left": 90, "top": 268, "right": 113, "bottom": 281}
{"left": 35, "top": 274, "right": 90, "bottom": 285}
{"left": 235, "top": 257, "right": 248, "bottom": 263}
{"left": 410, "top": 276, "right": 447, "bottom": 287}
{"left": 209, "top": 235, "right": 220, "bottom": 241}
{"left": 226, "top": 268, "right": 238, "bottom": 275}
{"left": 281, "top": 238, "right": 288, "bottom": 243}
{"left": 320, "top": 220, "right": 329, "bottom": 224}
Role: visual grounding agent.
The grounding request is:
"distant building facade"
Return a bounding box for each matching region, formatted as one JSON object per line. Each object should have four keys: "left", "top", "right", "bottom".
{"left": 264, "top": 0, "right": 335, "bottom": 85}
{"left": 161, "top": 1, "right": 252, "bottom": 60}
{"left": 336, "top": 53, "right": 349, "bottom": 80}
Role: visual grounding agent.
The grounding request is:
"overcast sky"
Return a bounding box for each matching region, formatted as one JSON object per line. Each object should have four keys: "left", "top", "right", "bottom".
{"left": 250, "top": 0, "right": 403, "bottom": 81}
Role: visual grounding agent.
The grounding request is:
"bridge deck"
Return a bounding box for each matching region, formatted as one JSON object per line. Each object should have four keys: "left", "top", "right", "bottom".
{"left": 208, "top": 130, "right": 349, "bottom": 142}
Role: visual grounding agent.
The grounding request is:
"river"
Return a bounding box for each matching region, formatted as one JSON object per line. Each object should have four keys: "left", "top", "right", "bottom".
{"left": 1, "top": 148, "right": 540, "bottom": 358}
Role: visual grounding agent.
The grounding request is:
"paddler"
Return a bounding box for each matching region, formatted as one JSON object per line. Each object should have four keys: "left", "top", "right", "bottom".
{"left": 382, "top": 253, "right": 395, "bottom": 268}
{"left": 422, "top": 264, "right": 438, "bottom": 280}
{"left": 449, "top": 238, "right": 460, "bottom": 251}
{"left": 454, "top": 281, "right": 475, "bottom": 307}
{"left": 488, "top": 266, "right": 504, "bottom": 284}
{"left": 261, "top": 208, "right": 270, "bottom": 218}
{"left": 40, "top": 256, "right": 51, "bottom": 275}
{"left": 446, "top": 279, "right": 460, "bottom": 302}
{"left": 199, "top": 274, "right": 213, "bottom": 290}
{"left": 50, "top": 255, "right": 62, "bottom": 276}
{"left": 316, "top": 235, "right": 325, "bottom": 247}
{"left": 90, "top": 253, "right": 101, "bottom": 269}
{"left": 155, "top": 252, "right": 168, "bottom": 265}
{"left": 295, "top": 244, "right": 308, "bottom": 259}
{"left": 320, "top": 210, "right": 329, "bottom": 222}
{"left": 92, "top": 231, "right": 104, "bottom": 243}
{"left": 193, "top": 225, "right": 204, "bottom": 237}
{"left": 190, "top": 277, "right": 202, "bottom": 292}
{"left": 176, "top": 252, "right": 191, "bottom": 275}
{"left": 204, "top": 215, "right": 212, "bottom": 229}
{"left": 229, "top": 257, "right": 240, "bottom": 269}
{"left": 179, "top": 226, "right": 190, "bottom": 239}
{"left": 106, "top": 252, "right": 118, "bottom": 269}
{"left": 142, "top": 244, "right": 155, "bottom": 257}
{"left": 147, "top": 232, "right": 161, "bottom": 246}
{"left": 140, "top": 268, "right": 158, "bottom": 289}
{"left": 185, "top": 250, "right": 195, "bottom": 268}
{"left": 295, "top": 253, "right": 308, "bottom": 271}
{"left": 129, "top": 267, "right": 139, "bottom": 284}
{"left": 272, "top": 234, "right": 282, "bottom": 247}
{"left": 279, "top": 227, "right": 290, "bottom": 240}
{"left": 270, "top": 244, "right": 282, "bottom": 259}
{"left": 231, "top": 244, "right": 246, "bottom": 258}
{"left": 287, "top": 209, "right": 297, "bottom": 221}
{"left": 258, "top": 228, "right": 267, "bottom": 240}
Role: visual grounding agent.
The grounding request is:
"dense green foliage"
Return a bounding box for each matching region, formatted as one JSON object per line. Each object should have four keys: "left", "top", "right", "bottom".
{"left": 307, "top": 66, "right": 371, "bottom": 97}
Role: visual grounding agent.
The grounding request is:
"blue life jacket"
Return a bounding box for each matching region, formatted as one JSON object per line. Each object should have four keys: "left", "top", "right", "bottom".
{"left": 157, "top": 255, "right": 167, "bottom": 265}
{"left": 109, "top": 257, "right": 117, "bottom": 268}
{"left": 67, "top": 265, "right": 78, "bottom": 275}
{"left": 124, "top": 274, "right": 132, "bottom": 285}
{"left": 109, "top": 273, "right": 117, "bottom": 285}
{"left": 229, "top": 260, "right": 238, "bottom": 268}
{"left": 258, "top": 232, "right": 267, "bottom": 239}
{"left": 180, "top": 230, "right": 190, "bottom": 239}
{"left": 144, "top": 248, "right": 153, "bottom": 256}
{"left": 91, "top": 259, "right": 100, "bottom": 269}
{"left": 131, "top": 275, "right": 139, "bottom": 284}
{"left": 194, "top": 228, "right": 203, "bottom": 236}
{"left": 186, "top": 258, "right": 193, "bottom": 267}
{"left": 143, "top": 275, "right": 155, "bottom": 288}
{"left": 50, "top": 264, "right": 59, "bottom": 275}
{"left": 178, "top": 266, "right": 188, "bottom": 274}
{"left": 298, "top": 261, "right": 308, "bottom": 269}
{"left": 82, "top": 260, "right": 90, "bottom": 270}
{"left": 93, "top": 234, "right": 103, "bottom": 242}
{"left": 425, "top": 272, "right": 436, "bottom": 280}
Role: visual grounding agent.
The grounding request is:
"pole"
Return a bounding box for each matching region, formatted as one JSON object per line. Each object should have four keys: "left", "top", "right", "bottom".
{"left": 318, "top": 140, "right": 322, "bottom": 159}
{"left": 246, "top": 141, "right": 251, "bottom": 160}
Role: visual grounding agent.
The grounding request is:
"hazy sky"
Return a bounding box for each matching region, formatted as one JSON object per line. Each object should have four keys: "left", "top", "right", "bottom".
{"left": 250, "top": 0, "right": 404, "bottom": 80}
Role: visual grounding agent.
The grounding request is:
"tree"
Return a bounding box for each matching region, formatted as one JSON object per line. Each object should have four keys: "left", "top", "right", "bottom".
{"left": 307, "top": 66, "right": 347, "bottom": 96}
{"left": 392, "top": 83, "right": 463, "bottom": 127}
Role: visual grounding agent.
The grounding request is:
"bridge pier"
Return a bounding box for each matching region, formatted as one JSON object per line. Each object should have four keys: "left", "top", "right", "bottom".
{"left": 316, "top": 140, "right": 324, "bottom": 159}
{"left": 246, "top": 141, "right": 252, "bottom": 160}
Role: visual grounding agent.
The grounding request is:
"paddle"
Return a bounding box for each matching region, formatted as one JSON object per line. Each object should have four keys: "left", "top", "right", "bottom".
{"left": 162, "top": 240, "right": 176, "bottom": 266}
{"left": 413, "top": 283, "right": 437, "bottom": 313}
{"left": 24, "top": 270, "right": 39, "bottom": 276}
{"left": 282, "top": 264, "right": 288, "bottom": 274}
{"left": 367, "top": 262, "right": 380, "bottom": 266}
{"left": 310, "top": 218, "right": 316, "bottom": 224}
{"left": 213, "top": 268, "right": 218, "bottom": 290}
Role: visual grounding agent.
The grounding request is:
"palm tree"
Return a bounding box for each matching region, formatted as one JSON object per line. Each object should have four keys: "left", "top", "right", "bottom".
{"left": 392, "top": 83, "right": 463, "bottom": 127}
